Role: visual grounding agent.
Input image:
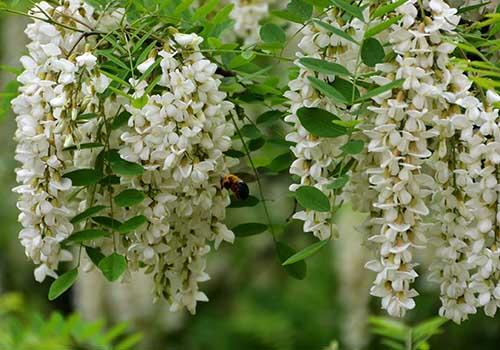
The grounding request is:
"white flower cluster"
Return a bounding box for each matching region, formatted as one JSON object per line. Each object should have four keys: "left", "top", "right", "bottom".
{"left": 286, "top": 0, "right": 499, "bottom": 322}
{"left": 429, "top": 89, "right": 500, "bottom": 323}
{"left": 119, "top": 32, "right": 237, "bottom": 314}
{"left": 363, "top": 0, "right": 464, "bottom": 318}
{"left": 284, "top": 8, "right": 368, "bottom": 241}
{"left": 13, "top": 0, "right": 237, "bottom": 314}
{"left": 229, "top": 0, "right": 271, "bottom": 44}
{"left": 12, "top": 0, "right": 101, "bottom": 283}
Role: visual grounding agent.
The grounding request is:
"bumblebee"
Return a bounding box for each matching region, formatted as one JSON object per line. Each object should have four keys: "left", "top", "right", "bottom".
{"left": 221, "top": 174, "right": 249, "bottom": 200}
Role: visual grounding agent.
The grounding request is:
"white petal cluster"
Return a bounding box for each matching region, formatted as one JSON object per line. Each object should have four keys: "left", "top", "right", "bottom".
{"left": 284, "top": 9, "right": 368, "bottom": 241}
{"left": 361, "top": 0, "right": 500, "bottom": 321}
{"left": 229, "top": 0, "right": 271, "bottom": 44}
{"left": 12, "top": 0, "right": 99, "bottom": 283}
{"left": 429, "top": 89, "right": 500, "bottom": 323}
{"left": 363, "top": 0, "right": 468, "bottom": 318}
{"left": 13, "top": 1, "right": 237, "bottom": 314}
{"left": 117, "top": 32, "right": 236, "bottom": 314}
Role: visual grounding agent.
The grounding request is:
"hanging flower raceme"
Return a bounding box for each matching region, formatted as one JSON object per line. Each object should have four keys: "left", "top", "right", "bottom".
{"left": 285, "top": 0, "right": 499, "bottom": 323}
{"left": 12, "top": 0, "right": 237, "bottom": 314}
{"left": 118, "top": 32, "right": 237, "bottom": 313}
{"left": 284, "top": 6, "right": 369, "bottom": 241}
{"left": 12, "top": 0, "right": 100, "bottom": 283}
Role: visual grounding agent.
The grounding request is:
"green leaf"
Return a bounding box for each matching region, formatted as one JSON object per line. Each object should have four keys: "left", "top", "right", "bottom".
{"left": 118, "top": 215, "right": 148, "bottom": 234}
{"left": 97, "top": 50, "right": 130, "bottom": 71}
{"left": 365, "top": 15, "right": 402, "bottom": 38}
{"left": 355, "top": 79, "right": 404, "bottom": 102}
{"left": 132, "top": 94, "right": 148, "bottom": 109}
{"left": 256, "top": 110, "right": 284, "bottom": 124}
{"left": 228, "top": 195, "right": 260, "bottom": 208}
{"left": 327, "top": 175, "right": 350, "bottom": 190}
{"left": 64, "top": 229, "right": 109, "bottom": 245}
{"left": 193, "top": 0, "right": 219, "bottom": 20}
{"left": 313, "top": 19, "right": 358, "bottom": 44}
{"left": 232, "top": 223, "right": 268, "bottom": 237}
{"left": 332, "top": 77, "right": 359, "bottom": 103}
{"left": 174, "top": 0, "right": 196, "bottom": 16}
{"left": 260, "top": 23, "right": 286, "bottom": 44}
{"left": 71, "top": 205, "right": 107, "bottom": 224}
{"left": 114, "top": 189, "right": 145, "bottom": 207}
{"left": 361, "top": 38, "right": 385, "bottom": 67}
{"left": 86, "top": 247, "right": 105, "bottom": 266}
{"left": 211, "top": 3, "right": 234, "bottom": 25}
{"left": 240, "top": 124, "right": 262, "bottom": 139}
{"left": 107, "top": 150, "right": 144, "bottom": 177}
{"left": 275, "top": 241, "right": 307, "bottom": 280}
{"left": 341, "top": 139, "right": 364, "bottom": 154}
{"left": 308, "top": 77, "right": 350, "bottom": 104}
{"left": 249, "top": 137, "right": 266, "bottom": 151}
{"left": 331, "top": 0, "right": 365, "bottom": 22}
{"left": 225, "top": 149, "right": 246, "bottom": 158}
{"left": 92, "top": 216, "right": 122, "bottom": 231}
{"left": 371, "top": 0, "right": 408, "bottom": 18}
{"left": 272, "top": 0, "right": 313, "bottom": 23}
{"left": 282, "top": 239, "right": 329, "bottom": 265}
{"left": 298, "top": 57, "right": 350, "bottom": 76}
{"left": 99, "top": 175, "right": 121, "bottom": 185}
{"left": 48, "top": 269, "right": 78, "bottom": 301}
{"left": 457, "top": 1, "right": 489, "bottom": 14}
{"left": 63, "top": 169, "right": 101, "bottom": 186}
{"left": 267, "top": 152, "right": 294, "bottom": 173}
{"left": 98, "top": 253, "right": 127, "bottom": 282}
{"left": 296, "top": 107, "right": 348, "bottom": 138}
{"left": 295, "top": 185, "right": 330, "bottom": 212}
{"left": 111, "top": 111, "right": 131, "bottom": 130}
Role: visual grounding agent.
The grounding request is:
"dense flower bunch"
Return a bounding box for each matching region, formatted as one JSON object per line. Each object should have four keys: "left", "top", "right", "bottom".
{"left": 12, "top": 0, "right": 100, "bottom": 283}
{"left": 119, "top": 33, "right": 236, "bottom": 313}
{"left": 364, "top": 0, "right": 499, "bottom": 322}
{"left": 12, "top": 0, "right": 236, "bottom": 314}
{"left": 284, "top": 6, "right": 369, "bottom": 241}
{"left": 285, "top": 0, "right": 499, "bottom": 322}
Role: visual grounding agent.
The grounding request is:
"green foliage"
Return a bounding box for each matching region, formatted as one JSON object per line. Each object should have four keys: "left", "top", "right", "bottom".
{"left": 71, "top": 205, "right": 107, "bottom": 224}
{"left": 118, "top": 215, "right": 148, "bottom": 234}
{"left": 0, "top": 293, "right": 141, "bottom": 350}
{"left": 453, "top": 6, "right": 500, "bottom": 95}
{"left": 48, "top": 269, "right": 78, "bottom": 301}
{"left": 330, "top": 0, "right": 365, "bottom": 22}
{"left": 369, "top": 316, "right": 448, "bottom": 350}
{"left": 232, "top": 223, "right": 268, "bottom": 237}
{"left": 98, "top": 253, "right": 127, "bottom": 282}
{"left": 272, "top": 0, "right": 313, "bottom": 24}
{"left": 114, "top": 189, "right": 146, "bottom": 208}
{"left": 296, "top": 107, "right": 347, "bottom": 138}
{"left": 282, "top": 239, "right": 329, "bottom": 266}
{"left": 64, "top": 229, "right": 110, "bottom": 245}
{"left": 298, "top": 58, "right": 351, "bottom": 76}
{"left": 63, "top": 169, "right": 102, "bottom": 186}
{"left": 294, "top": 185, "right": 331, "bottom": 212}
{"left": 260, "top": 23, "right": 287, "bottom": 45}
{"left": 360, "top": 38, "right": 385, "bottom": 67}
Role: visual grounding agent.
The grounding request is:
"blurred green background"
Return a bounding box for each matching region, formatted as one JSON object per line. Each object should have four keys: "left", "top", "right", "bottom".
{"left": 1, "top": 9, "right": 500, "bottom": 350}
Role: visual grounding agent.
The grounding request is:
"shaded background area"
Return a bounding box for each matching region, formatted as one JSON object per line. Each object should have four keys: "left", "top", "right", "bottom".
{"left": 1, "top": 8, "right": 500, "bottom": 350}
